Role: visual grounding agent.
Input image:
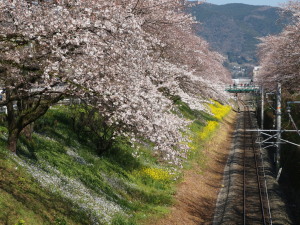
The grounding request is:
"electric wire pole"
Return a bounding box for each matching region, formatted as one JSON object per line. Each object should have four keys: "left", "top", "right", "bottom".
{"left": 276, "top": 83, "right": 281, "bottom": 173}
{"left": 261, "top": 86, "right": 264, "bottom": 129}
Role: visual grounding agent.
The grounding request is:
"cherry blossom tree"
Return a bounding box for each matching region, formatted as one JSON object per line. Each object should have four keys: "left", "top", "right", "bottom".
{"left": 258, "top": 1, "right": 300, "bottom": 90}
{"left": 128, "top": 0, "right": 230, "bottom": 87}
{"left": 0, "top": 0, "right": 158, "bottom": 152}
{"left": 0, "top": 0, "right": 230, "bottom": 164}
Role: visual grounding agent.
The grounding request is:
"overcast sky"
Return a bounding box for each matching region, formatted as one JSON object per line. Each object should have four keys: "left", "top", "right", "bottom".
{"left": 205, "top": 0, "right": 287, "bottom": 7}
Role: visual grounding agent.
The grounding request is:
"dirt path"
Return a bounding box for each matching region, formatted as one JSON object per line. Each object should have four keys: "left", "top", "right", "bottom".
{"left": 150, "top": 112, "right": 236, "bottom": 225}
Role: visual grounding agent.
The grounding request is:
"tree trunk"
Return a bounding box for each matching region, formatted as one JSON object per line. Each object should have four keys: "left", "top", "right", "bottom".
{"left": 6, "top": 88, "right": 18, "bottom": 153}
{"left": 4, "top": 86, "right": 63, "bottom": 153}
{"left": 21, "top": 123, "right": 34, "bottom": 140}
{"left": 7, "top": 129, "right": 19, "bottom": 153}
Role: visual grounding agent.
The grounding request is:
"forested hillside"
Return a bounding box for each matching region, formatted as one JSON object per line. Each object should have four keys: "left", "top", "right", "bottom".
{"left": 187, "top": 3, "right": 287, "bottom": 67}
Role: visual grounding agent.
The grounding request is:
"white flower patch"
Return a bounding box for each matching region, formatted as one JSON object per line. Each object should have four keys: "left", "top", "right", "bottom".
{"left": 101, "top": 173, "right": 127, "bottom": 199}
{"left": 12, "top": 156, "right": 124, "bottom": 225}
{"left": 66, "top": 147, "right": 91, "bottom": 166}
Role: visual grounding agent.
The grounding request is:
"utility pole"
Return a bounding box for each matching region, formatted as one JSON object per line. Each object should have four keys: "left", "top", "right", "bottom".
{"left": 261, "top": 86, "right": 264, "bottom": 129}
{"left": 276, "top": 83, "right": 281, "bottom": 172}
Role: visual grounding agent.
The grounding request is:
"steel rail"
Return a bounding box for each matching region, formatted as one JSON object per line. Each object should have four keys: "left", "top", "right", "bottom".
{"left": 240, "top": 99, "right": 268, "bottom": 225}
{"left": 213, "top": 110, "right": 243, "bottom": 225}
{"left": 256, "top": 124, "right": 273, "bottom": 225}
{"left": 243, "top": 105, "right": 246, "bottom": 225}
{"left": 258, "top": 142, "right": 274, "bottom": 225}
{"left": 247, "top": 106, "right": 267, "bottom": 225}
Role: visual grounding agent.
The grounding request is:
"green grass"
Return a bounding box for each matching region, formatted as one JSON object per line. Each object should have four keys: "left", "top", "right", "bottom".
{"left": 0, "top": 101, "right": 230, "bottom": 225}
{"left": 0, "top": 148, "right": 89, "bottom": 225}
{"left": 0, "top": 106, "right": 177, "bottom": 225}
{"left": 174, "top": 99, "right": 231, "bottom": 170}
{"left": 174, "top": 99, "right": 216, "bottom": 122}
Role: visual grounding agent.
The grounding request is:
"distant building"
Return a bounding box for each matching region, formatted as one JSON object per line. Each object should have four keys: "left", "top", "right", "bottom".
{"left": 253, "top": 66, "right": 261, "bottom": 82}
{"left": 185, "top": 0, "right": 202, "bottom": 6}
{"left": 232, "top": 78, "right": 252, "bottom": 85}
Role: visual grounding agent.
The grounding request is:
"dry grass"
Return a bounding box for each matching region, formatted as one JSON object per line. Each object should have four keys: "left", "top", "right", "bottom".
{"left": 148, "top": 111, "right": 236, "bottom": 225}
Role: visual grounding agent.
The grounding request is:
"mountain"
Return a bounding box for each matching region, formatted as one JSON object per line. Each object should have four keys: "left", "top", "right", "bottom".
{"left": 186, "top": 3, "right": 288, "bottom": 76}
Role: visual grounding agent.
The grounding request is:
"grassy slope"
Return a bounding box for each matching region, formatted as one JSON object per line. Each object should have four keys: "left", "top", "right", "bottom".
{"left": 0, "top": 101, "right": 230, "bottom": 225}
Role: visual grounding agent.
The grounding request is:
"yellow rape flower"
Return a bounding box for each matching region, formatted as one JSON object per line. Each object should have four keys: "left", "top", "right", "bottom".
{"left": 208, "top": 100, "right": 231, "bottom": 120}
{"left": 140, "top": 167, "right": 171, "bottom": 181}
{"left": 187, "top": 100, "right": 231, "bottom": 152}
{"left": 199, "top": 121, "right": 218, "bottom": 140}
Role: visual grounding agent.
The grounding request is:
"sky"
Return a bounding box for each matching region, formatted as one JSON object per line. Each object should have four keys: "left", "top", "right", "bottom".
{"left": 205, "top": 0, "right": 287, "bottom": 7}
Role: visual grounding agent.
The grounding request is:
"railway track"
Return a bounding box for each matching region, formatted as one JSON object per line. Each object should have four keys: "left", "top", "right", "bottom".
{"left": 213, "top": 99, "right": 272, "bottom": 225}
{"left": 242, "top": 101, "right": 272, "bottom": 225}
